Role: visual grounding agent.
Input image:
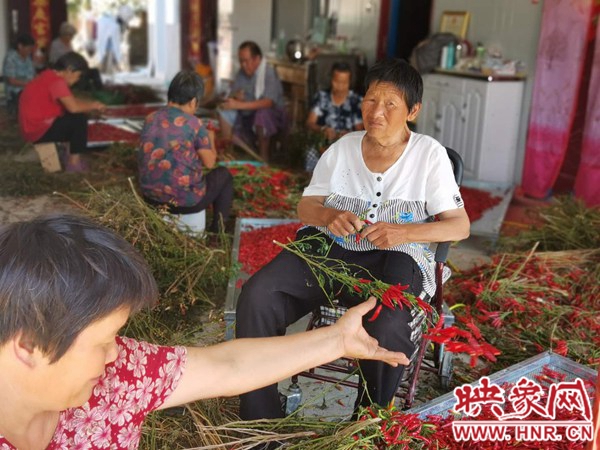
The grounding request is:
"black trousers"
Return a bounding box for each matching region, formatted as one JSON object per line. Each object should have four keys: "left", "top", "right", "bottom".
{"left": 144, "top": 166, "right": 233, "bottom": 233}
{"left": 235, "top": 227, "right": 423, "bottom": 420}
{"left": 36, "top": 112, "right": 88, "bottom": 154}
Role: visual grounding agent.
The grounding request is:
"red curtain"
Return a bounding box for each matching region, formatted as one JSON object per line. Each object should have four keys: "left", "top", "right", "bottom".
{"left": 574, "top": 15, "right": 600, "bottom": 206}
{"left": 188, "top": 0, "right": 202, "bottom": 65}
{"left": 30, "top": 0, "right": 52, "bottom": 49}
{"left": 521, "top": 0, "right": 594, "bottom": 199}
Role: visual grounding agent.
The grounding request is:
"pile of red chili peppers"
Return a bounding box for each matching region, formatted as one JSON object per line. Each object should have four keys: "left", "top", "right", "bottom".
{"left": 88, "top": 122, "right": 139, "bottom": 143}
{"left": 238, "top": 222, "right": 300, "bottom": 276}
{"left": 445, "top": 251, "right": 600, "bottom": 368}
{"left": 460, "top": 186, "right": 503, "bottom": 222}
{"left": 227, "top": 164, "right": 299, "bottom": 217}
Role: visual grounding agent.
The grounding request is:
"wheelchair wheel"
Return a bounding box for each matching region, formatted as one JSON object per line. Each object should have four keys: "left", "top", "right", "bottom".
{"left": 439, "top": 350, "right": 454, "bottom": 390}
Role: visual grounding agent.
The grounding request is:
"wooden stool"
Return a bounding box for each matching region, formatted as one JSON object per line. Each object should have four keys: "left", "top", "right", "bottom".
{"left": 33, "top": 143, "right": 62, "bottom": 173}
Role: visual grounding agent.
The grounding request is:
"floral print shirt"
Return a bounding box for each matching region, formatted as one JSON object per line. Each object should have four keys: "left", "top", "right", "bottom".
{"left": 138, "top": 106, "right": 212, "bottom": 207}
{"left": 0, "top": 337, "right": 187, "bottom": 450}
{"left": 310, "top": 89, "right": 363, "bottom": 132}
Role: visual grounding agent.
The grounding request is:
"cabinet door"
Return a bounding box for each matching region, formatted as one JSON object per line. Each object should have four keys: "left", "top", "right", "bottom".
{"left": 437, "top": 91, "right": 465, "bottom": 156}
{"left": 418, "top": 85, "right": 440, "bottom": 138}
{"left": 461, "top": 84, "right": 486, "bottom": 180}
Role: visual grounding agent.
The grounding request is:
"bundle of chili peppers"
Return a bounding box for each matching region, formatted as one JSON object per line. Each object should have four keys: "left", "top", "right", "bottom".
{"left": 276, "top": 235, "right": 501, "bottom": 365}
{"left": 445, "top": 248, "right": 600, "bottom": 369}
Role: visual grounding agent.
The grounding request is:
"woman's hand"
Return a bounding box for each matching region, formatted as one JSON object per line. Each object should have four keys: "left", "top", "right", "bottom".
{"left": 361, "top": 221, "right": 406, "bottom": 249}
{"left": 334, "top": 297, "right": 409, "bottom": 367}
{"left": 326, "top": 209, "right": 364, "bottom": 237}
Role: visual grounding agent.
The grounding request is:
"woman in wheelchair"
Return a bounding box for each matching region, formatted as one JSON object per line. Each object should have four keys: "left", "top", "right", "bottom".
{"left": 235, "top": 58, "right": 470, "bottom": 420}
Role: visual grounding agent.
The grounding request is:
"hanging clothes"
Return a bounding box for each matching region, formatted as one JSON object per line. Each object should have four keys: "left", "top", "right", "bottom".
{"left": 521, "top": 0, "right": 594, "bottom": 198}
{"left": 95, "top": 13, "right": 121, "bottom": 65}
{"left": 574, "top": 15, "right": 600, "bottom": 206}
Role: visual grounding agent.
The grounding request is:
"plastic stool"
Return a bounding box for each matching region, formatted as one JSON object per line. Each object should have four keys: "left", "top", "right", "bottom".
{"left": 164, "top": 210, "right": 206, "bottom": 236}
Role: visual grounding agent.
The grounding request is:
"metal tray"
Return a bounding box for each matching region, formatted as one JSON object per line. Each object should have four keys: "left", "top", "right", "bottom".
{"left": 407, "top": 351, "right": 597, "bottom": 419}
{"left": 224, "top": 218, "right": 301, "bottom": 340}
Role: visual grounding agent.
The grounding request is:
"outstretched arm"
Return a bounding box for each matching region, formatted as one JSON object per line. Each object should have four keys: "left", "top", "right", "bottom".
{"left": 159, "top": 298, "right": 408, "bottom": 409}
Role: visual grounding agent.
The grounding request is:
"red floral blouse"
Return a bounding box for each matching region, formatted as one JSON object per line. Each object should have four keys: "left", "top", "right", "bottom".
{"left": 0, "top": 337, "right": 187, "bottom": 450}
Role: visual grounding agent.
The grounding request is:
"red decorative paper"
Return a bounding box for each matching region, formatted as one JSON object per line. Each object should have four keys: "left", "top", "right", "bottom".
{"left": 30, "top": 0, "right": 51, "bottom": 49}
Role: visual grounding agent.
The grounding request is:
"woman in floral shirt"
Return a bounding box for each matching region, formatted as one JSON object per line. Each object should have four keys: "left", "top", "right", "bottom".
{"left": 138, "top": 70, "right": 233, "bottom": 233}
{"left": 0, "top": 214, "right": 408, "bottom": 449}
{"left": 304, "top": 61, "right": 364, "bottom": 172}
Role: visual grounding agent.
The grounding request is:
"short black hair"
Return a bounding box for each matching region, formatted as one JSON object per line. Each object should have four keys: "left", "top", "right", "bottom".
{"left": 0, "top": 214, "right": 158, "bottom": 363}
{"left": 53, "top": 51, "right": 89, "bottom": 73}
{"left": 239, "top": 41, "right": 262, "bottom": 58}
{"left": 364, "top": 58, "right": 423, "bottom": 112}
{"left": 16, "top": 33, "right": 35, "bottom": 48}
{"left": 167, "top": 70, "right": 204, "bottom": 105}
{"left": 331, "top": 61, "right": 352, "bottom": 76}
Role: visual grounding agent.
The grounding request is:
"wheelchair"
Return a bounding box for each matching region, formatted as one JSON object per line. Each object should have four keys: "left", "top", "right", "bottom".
{"left": 289, "top": 147, "right": 464, "bottom": 411}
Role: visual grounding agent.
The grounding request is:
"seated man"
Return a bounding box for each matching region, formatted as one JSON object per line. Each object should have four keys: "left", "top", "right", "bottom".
{"left": 304, "top": 61, "right": 364, "bottom": 172}
{"left": 2, "top": 34, "right": 36, "bottom": 115}
{"left": 219, "top": 41, "right": 287, "bottom": 162}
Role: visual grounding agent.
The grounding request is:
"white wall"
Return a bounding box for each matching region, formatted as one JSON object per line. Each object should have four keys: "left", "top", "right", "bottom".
{"left": 147, "top": 0, "right": 182, "bottom": 84}
{"left": 331, "top": 0, "right": 380, "bottom": 65}
{"left": 273, "top": 0, "right": 313, "bottom": 43}
{"left": 217, "top": 0, "right": 273, "bottom": 84}
{"left": 431, "top": 0, "right": 544, "bottom": 184}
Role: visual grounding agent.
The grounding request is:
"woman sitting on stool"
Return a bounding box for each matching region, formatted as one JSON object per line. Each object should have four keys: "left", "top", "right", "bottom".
{"left": 138, "top": 71, "right": 233, "bottom": 234}
{"left": 18, "top": 51, "right": 106, "bottom": 172}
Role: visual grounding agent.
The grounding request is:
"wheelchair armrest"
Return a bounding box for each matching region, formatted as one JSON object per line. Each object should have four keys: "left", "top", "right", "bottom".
{"left": 434, "top": 241, "right": 451, "bottom": 263}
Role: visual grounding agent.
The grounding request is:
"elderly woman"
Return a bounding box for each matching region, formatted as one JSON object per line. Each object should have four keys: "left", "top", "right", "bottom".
{"left": 235, "top": 58, "right": 470, "bottom": 420}
{"left": 0, "top": 214, "right": 406, "bottom": 449}
{"left": 138, "top": 70, "right": 233, "bottom": 234}
{"left": 304, "top": 61, "right": 364, "bottom": 172}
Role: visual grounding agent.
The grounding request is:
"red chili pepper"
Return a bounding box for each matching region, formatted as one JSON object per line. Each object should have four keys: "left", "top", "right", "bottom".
{"left": 368, "top": 304, "right": 383, "bottom": 322}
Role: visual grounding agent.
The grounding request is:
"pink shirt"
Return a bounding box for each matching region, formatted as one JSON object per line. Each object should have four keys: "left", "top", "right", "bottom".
{"left": 18, "top": 70, "right": 72, "bottom": 142}
{"left": 0, "top": 337, "right": 187, "bottom": 450}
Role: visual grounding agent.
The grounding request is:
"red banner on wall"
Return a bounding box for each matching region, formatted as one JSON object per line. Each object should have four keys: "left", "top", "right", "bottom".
{"left": 188, "top": 0, "right": 202, "bottom": 64}
{"left": 30, "top": 0, "right": 52, "bottom": 49}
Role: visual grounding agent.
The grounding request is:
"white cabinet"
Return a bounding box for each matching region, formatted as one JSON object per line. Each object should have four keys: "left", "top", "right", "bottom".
{"left": 418, "top": 73, "right": 524, "bottom": 185}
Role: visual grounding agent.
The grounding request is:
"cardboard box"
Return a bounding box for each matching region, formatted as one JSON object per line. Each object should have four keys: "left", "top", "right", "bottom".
{"left": 34, "top": 143, "right": 62, "bottom": 173}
